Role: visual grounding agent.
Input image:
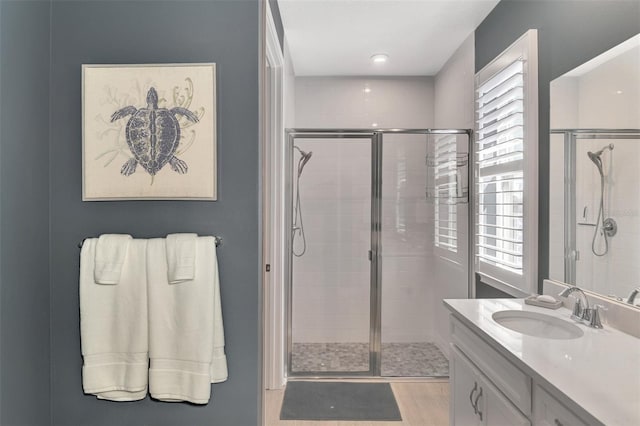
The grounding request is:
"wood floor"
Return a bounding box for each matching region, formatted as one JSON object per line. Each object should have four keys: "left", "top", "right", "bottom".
{"left": 264, "top": 381, "right": 450, "bottom": 426}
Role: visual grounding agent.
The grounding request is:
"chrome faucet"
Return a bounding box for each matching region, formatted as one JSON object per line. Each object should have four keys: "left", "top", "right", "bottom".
{"left": 587, "top": 304, "right": 605, "bottom": 329}
{"left": 626, "top": 287, "right": 640, "bottom": 305}
{"left": 558, "top": 286, "right": 591, "bottom": 322}
{"left": 558, "top": 286, "right": 607, "bottom": 328}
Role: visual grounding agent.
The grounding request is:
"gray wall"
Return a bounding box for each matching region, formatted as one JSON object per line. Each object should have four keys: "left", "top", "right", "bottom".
{"left": 475, "top": 0, "right": 640, "bottom": 294}
{"left": 0, "top": 1, "right": 52, "bottom": 425}
{"left": 49, "top": 1, "right": 261, "bottom": 425}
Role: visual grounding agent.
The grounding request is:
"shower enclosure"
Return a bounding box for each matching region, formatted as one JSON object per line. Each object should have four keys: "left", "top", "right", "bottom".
{"left": 550, "top": 129, "right": 640, "bottom": 295}
{"left": 286, "top": 128, "right": 470, "bottom": 378}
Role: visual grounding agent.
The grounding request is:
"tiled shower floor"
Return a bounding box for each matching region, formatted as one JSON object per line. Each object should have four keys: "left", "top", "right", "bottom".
{"left": 291, "top": 342, "right": 449, "bottom": 377}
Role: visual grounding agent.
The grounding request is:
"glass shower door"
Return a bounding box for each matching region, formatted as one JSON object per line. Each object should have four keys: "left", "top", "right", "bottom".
{"left": 289, "top": 134, "right": 374, "bottom": 375}
{"left": 379, "top": 132, "right": 467, "bottom": 377}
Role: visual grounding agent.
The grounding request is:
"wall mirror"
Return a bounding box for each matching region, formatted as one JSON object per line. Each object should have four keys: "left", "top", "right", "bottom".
{"left": 549, "top": 33, "right": 640, "bottom": 307}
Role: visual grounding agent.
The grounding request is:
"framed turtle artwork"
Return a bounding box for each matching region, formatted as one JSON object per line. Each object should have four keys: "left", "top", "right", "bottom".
{"left": 82, "top": 63, "right": 217, "bottom": 200}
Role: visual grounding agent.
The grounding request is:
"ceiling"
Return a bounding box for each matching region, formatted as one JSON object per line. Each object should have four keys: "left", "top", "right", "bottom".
{"left": 277, "top": 0, "right": 500, "bottom": 77}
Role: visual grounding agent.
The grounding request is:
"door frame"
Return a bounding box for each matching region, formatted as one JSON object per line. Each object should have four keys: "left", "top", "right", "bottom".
{"left": 263, "top": 4, "right": 286, "bottom": 390}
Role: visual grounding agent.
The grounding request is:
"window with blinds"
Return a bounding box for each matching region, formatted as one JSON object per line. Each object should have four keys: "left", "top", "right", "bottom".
{"left": 474, "top": 30, "right": 538, "bottom": 295}
{"left": 476, "top": 60, "right": 524, "bottom": 272}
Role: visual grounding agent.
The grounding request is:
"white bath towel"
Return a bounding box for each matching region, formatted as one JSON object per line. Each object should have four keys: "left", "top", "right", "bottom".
{"left": 80, "top": 238, "right": 148, "bottom": 401}
{"left": 166, "top": 233, "right": 198, "bottom": 284}
{"left": 147, "top": 237, "right": 225, "bottom": 404}
{"left": 94, "top": 234, "right": 133, "bottom": 284}
{"left": 210, "top": 250, "right": 228, "bottom": 383}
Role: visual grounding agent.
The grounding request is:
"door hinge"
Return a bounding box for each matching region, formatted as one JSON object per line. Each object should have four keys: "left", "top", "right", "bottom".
{"left": 266, "top": 264, "right": 271, "bottom": 272}
{"left": 368, "top": 250, "right": 372, "bottom": 261}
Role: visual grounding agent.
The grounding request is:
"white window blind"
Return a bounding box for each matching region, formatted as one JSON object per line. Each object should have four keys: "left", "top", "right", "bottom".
{"left": 476, "top": 60, "right": 524, "bottom": 272}
{"left": 474, "top": 30, "right": 538, "bottom": 296}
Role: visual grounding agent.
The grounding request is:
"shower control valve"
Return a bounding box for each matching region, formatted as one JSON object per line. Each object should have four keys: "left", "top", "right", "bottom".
{"left": 602, "top": 218, "right": 617, "bottom": 237}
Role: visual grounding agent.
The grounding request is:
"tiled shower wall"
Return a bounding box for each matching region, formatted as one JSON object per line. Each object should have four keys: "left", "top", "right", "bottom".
{"left": 292, "top": 77, "right": 434, "bottom": 344}
{"left": 550, "top": 43, "right": 640, "bottom": 299}
{"left": 291, "top": 138, "right": 372, "bottom": 343}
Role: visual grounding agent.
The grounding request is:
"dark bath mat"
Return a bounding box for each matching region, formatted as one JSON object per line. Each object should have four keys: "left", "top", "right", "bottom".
{"left": 280, "top": 381, "right": 402, "bottom": 421}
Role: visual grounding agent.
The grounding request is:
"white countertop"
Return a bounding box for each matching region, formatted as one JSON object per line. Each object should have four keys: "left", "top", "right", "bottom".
{"left": 444, "top": 298, "right": 640, "bottom": 426}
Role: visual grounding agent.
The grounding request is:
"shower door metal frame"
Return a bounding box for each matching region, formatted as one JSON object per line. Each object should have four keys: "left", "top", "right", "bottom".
{"left": 286, "top": 130, "right": 378, "bottom": 378}
{"left": 550, "top": 129, "right": 640, "bottom": 285}
{"left": 286, "top": 128, "right": 472, "bottom": 379}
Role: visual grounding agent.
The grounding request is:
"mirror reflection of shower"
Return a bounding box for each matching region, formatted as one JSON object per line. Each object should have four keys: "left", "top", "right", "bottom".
{"left": 292, "top": 145, "right": 313, "bottom": 257}
{"left": 588, "top": 143, "right": 617, "bottom": 256}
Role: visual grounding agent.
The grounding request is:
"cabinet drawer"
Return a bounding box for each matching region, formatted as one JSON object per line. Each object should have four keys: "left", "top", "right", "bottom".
{"left": 533, "top": 385, "right": 589, "bottom": 426}
{"left": 451, "top": 315, "right": 532, "bottom": 416}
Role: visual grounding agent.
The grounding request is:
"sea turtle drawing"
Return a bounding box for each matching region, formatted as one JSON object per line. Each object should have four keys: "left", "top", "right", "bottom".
{"left": 110, "top": 86, "right": 199, "bottom": 176}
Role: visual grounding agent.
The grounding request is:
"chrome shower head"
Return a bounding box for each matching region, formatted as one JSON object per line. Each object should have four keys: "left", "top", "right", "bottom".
{"left": 300, "top": 150, "right": 312, "bottom": 168}
{"left": 588, "top": 150, "right": 603, "bottom": 168}
{"left": 302, "top": 151, "right": 312, "bottom": 171}
{"left": 294, "top": 146, "right": 313, "bottom": 175}
{"left": 587, "top": 143, "right": 614, "bottom": 176}
{"left": 294, "top": 145, "right": 311, "bottom": 158}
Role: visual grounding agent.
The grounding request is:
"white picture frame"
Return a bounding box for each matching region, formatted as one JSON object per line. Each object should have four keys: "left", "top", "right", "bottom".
{"left": 82, "top": 63, "right": 217, "bottom": 200}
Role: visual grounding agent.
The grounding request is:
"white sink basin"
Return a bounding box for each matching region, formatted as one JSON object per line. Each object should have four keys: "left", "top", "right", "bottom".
{"left": 492, "top": 310, "right": 584, "bottom": 339}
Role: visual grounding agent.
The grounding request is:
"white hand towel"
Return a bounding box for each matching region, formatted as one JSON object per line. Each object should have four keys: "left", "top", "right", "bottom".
{"left": 210, "top": 247, "right": 228, "bottom": 383}
{"left": 80, "top": 238, "right": 148, "bottom": 401}
{"left": 94, "top": 234, "right": 133, "bottom": 284}
{"left": 165, "top": 233, "right": 197, "bottom": 284}
{"left": 147, "top": 237, "right": 216, "bottom": 404}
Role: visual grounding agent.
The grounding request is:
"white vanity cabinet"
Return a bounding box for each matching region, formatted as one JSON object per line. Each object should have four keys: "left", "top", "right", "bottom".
{"left": 449, "top": 314, "right": 593, "bottom": 426}
{"left": 446, "top": 298, "right": 639, "bottom": 426}
{"left": 450, "top": 315, "right": 531, "bottom": 426}
{"left": 451, "top": 346, "right": 530, "bottom": 426}
{"left": 450, "top": 346, "right": 482, "bottom": 425}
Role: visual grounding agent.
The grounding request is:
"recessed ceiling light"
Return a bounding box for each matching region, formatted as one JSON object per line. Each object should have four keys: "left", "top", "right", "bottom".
{"left": 372, "top": 123, "right": 378, "bottom": 127}
{"left": 615, "top": 90, "right": 623, "bottom": 94}
{"left": 363, "top": 87, "right": 372, "bottom": 93}
{"left": 370, "top": 54, "right": 389, "bottom": 64}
